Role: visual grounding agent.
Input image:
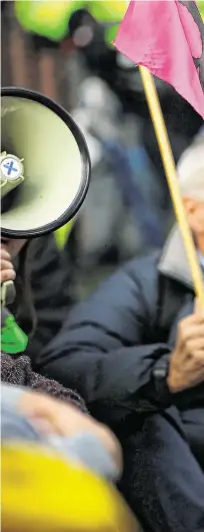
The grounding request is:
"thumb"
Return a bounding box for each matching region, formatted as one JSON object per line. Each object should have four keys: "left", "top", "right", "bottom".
{"left": 194, "top": 298, "right": 204, "bottom": 316}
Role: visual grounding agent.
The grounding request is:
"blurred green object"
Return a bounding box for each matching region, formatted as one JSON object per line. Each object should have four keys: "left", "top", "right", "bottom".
{"left": 15, "top": 0, "right": 83, "bottom": 42}
{"left": 197, "top": 1, "right": 204, "bottom": 20}
{"left": 1, "top": 309, "right": 28, "bottom": 354}
{"left": 15, "top": 0, "right": 128, "bottom": 43}
{"left": 89, "top": 1, "right": 128, "bottom": 45}
{"left": 89, "top": 1, "right": 128, "bottom": 24}
{"left": 54, "top": 220, "right": 73, "bottom": 250}
{"left": 104, "top": 25, "right": 121, "bottom": 47}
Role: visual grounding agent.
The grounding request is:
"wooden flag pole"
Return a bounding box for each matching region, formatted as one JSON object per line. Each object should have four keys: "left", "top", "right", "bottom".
{"left": 139, "top": 65, "right": 204, "bottom": 305}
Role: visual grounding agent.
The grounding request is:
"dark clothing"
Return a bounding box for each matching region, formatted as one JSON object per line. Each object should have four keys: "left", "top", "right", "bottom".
{"left": 36, "top": 251, "right": 174, "bottom": 419}
{"left": 36, "top": 227, "right": 204, "bottom": 531}
{"left": 120, "top": 409, "right": 204, "bottom": 532}
{"left": 13, "top": 233, "right": 76, "bottom": 359}
{"left": 1, "top": 352, "right": 87, "bottom": 412}
{"left": 36, "top": 244, "right": 203, "bottom": 426}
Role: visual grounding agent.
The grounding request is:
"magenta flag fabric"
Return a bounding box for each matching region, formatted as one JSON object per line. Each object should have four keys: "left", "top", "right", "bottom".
{"left": 114, "top": 1, "right": 204, "bottom": 119}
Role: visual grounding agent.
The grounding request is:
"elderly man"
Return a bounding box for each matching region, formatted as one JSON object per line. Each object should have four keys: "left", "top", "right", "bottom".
{"left": 37, "top": 135, "right": 204, "bottom": 532}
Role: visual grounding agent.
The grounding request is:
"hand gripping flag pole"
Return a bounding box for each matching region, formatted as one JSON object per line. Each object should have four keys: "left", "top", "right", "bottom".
{"left": 114, "top": 0, "right": 204, "bottom": 306}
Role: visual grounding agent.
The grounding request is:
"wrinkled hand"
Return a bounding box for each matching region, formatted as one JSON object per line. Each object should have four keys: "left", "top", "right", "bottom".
{"left": 167, "top": 299, "right": 204, "bottom": 393}
{"left": 1, "top": 245, "right": 16, "bottom": 284}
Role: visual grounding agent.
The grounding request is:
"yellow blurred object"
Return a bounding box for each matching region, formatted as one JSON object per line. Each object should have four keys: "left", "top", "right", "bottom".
{"left": 2, "top": 444, "right": 140, "bottom": 532}
{"left": 54, "top": 220, "right": 73, "bottom": 250}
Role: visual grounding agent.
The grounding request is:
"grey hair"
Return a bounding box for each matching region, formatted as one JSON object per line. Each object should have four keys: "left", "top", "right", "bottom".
{"left": 177, "top": 135, "right": 204, "bottom": 201}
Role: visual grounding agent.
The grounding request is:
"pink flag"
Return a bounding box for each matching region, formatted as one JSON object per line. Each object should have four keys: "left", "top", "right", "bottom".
{"left": 114, "top": 1, "right": 204, "bottom": 119}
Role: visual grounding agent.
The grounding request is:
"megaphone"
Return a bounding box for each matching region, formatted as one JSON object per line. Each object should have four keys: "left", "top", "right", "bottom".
{"left": 1, "top": 87, "right": 91, "bottom": 238}
{"left": 1, "top": 87, "right": 91, "bottom": 307}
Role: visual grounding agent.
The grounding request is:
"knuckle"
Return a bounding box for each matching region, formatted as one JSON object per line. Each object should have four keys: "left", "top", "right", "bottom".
{"left": 1, "top": 270, "right": 16, "bottom": 282}
{"left": 1, "top": 251, "right": 9, "bottom": 261}
{"left": 1, "top": 260, "right": 12, "bottom": 270}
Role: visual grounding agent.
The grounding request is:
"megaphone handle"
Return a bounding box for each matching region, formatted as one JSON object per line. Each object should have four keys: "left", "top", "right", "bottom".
{"left": 1, "top": 280, "right": 16, "bottom": 307}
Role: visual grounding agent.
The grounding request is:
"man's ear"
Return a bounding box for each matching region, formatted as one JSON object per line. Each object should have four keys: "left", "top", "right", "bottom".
{"left": 182, "top": 196, "right": 197, "bottom": 215}
{"left": 182, "top": 196, "right": 202, "bottom": 234}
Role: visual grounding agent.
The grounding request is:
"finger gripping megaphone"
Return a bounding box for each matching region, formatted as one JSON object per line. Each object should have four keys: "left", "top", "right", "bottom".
{"left": 1, "top": 87, "right": 91, "bottom": 309}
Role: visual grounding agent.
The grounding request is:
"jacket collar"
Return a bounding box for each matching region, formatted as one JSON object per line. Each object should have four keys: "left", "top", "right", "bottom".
{"left": 158, "top": 225, "right": 194, "bottom": 289}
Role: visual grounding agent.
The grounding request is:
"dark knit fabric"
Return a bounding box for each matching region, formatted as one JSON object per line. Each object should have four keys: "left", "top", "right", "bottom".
{"left": 1, "top": 353, "right": 87, "bottom": 413}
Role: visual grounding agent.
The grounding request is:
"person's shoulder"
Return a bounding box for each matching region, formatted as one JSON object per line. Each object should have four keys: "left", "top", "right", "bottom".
{"left": 92, "top": 250, "right": 160, "bottom": 305}
{"left": 122, "top": 250, "right": 160, "bottom": 284}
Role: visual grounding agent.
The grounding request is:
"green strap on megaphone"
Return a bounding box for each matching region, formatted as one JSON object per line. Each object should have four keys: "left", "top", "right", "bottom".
{"left": 1, "top": 283, "right": 28, "bottom": 355}
{"left": 1, "top": 308, "right": 28, "bottom": 355}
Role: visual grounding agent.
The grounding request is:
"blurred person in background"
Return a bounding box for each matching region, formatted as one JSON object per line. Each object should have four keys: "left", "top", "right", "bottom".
{"left": 36, "top": 133, "right": 204, "bottom": 532}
